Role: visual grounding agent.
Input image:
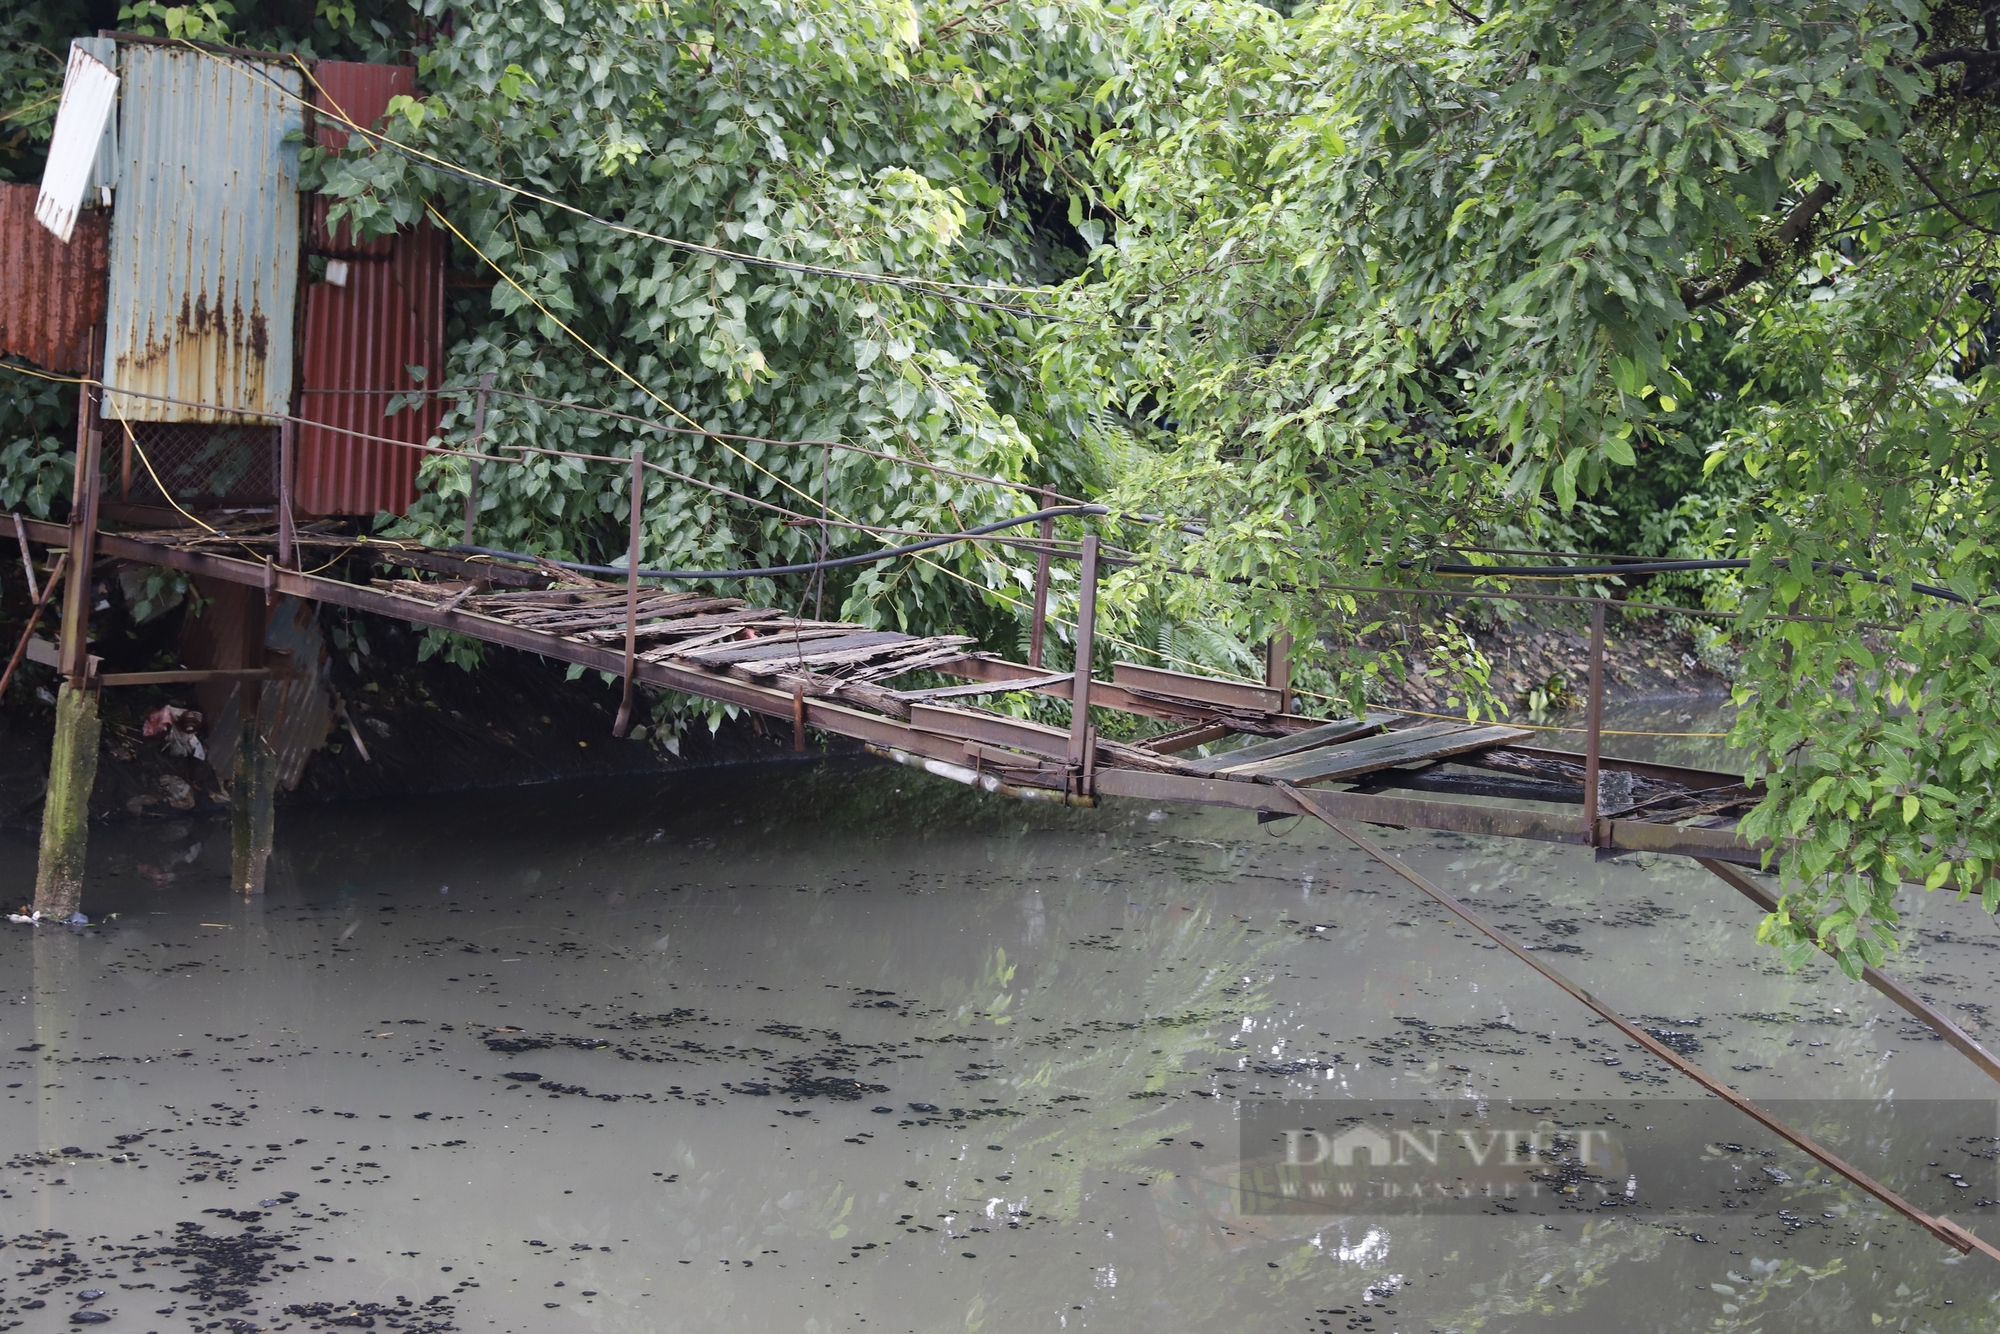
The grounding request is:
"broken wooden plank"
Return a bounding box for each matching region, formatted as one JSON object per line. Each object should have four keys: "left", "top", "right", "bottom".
{"left": 638, "top": 623, "right": 769, "bottom": 660}
{"left": 1226, "top": 722, "right": 1535, "bottom": 786}
{"left": 893, "top": 671, "right": 1073, "bottom": 703}
{"left": 685, "top": 629, "right": 913, "bottom": 665}
{"left": 1185, "top": 712, "right": 1399, "bottom": 774}
{"left": 573, "top": 606, "right": 786, "bottom": 642}
{"left": 841, "top": 639, "right": 985, "bottom": 681}
{"left": 1141, "top": 722, "right": 1233, "bottom": 754}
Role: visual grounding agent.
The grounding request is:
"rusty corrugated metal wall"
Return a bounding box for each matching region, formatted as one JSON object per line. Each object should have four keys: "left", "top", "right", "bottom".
{"left": 307, "top": 61, "right": 414, "bottom": 259}
{"left": 297, "top": 228, "right": 446, "bottom": 515}
{"left": 0, "top": 183, "right": 109, "bottom": 374}
{"left": 295, "top": 61, "right": 445, "bottom": 517}
{"left": 101, "top": 45, "right": 302, "bottom": 423}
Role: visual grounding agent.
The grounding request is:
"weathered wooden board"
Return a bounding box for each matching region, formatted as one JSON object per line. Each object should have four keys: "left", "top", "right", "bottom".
{"left": 1223, "top": 722, "right": 1533, "bottom": 785}
{"left": 686, "top": 630, "right": 912, "bottom": 665}
{"left": 1185, "top": 713, "right": 1399, "bottom": 774}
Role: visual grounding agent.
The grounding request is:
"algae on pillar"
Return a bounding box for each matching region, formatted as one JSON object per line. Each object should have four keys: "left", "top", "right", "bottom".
{"left": 33, "top": 681, "right": 101, "bottom": 919}
{"left": 230, "top": 683, "right": 279, "bottom": 894}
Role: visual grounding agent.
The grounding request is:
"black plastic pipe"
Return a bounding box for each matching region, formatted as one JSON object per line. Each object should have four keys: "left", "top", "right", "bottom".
{"left": 451, "top": 505, "right": 1108, "bottom": 582}
{"left": 1426, "top": 558, "right": 1969, "bottom": 605}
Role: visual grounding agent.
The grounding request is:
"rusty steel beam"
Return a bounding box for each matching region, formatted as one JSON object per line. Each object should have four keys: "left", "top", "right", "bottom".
{"left": 57, "top": 384, "right": 103, "bottom": 680}
{"left": 23, "top": 519, "right": 998, "bottom": 771}
{"left": 1697, "top": 858, "right": 2000, "bottom": 1087}
{"left": 1112, "top": 660, "right": 1282, "bottom": 715}
{"left": 1600, "top": 816, "right": 1762, "bottom": 864}
{"left": 1029, "top": 483, "right": 1054, "bottom": 669}
{"left": 1068, "top": 535, "right": 1100, "bottom": 785}
{"left": 1583, "top": 602, "right": 1606, "bottom": 841}
{"left": 911, "top": 701, "right": 1071, "bottom": 760}
{"left": 1278, "top": 787, "right": 2000, "bottom": 1267}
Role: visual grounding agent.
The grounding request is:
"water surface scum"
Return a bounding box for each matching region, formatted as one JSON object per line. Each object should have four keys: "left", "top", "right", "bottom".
{"left": 2, "top": 756, "right": 1998, "bottom": 1331}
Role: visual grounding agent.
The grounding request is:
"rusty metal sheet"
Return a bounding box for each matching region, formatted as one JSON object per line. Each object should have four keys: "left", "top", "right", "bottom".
{"left": 295, "top": 225, "right": 446, "bottom": 515}
{"left": 0, "top": 183, "right": 109, "bottom": 374}
{"left": 184, "top": 588, "right": 333, "bottom": 789}
{"left": 307, "top": 61, "right": 416, "bottom": 258}
{"left": 102, "top": 44, "right": 302, "bottom": 423}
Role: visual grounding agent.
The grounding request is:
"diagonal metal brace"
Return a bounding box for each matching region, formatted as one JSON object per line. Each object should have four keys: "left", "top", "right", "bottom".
{"left": 1273, "top": 781, "right": 2000, "bottom": 1266}
{"left": 1698, "top": 857, "right": 2000, "bottom": 1088}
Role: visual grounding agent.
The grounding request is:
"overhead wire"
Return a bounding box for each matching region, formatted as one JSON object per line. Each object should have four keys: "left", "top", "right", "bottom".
{"left": 452, "top": 505, "right": 1108, "bottom": 581}
{"left": 247, "top": 45, "right": 1082, "bottom": 320}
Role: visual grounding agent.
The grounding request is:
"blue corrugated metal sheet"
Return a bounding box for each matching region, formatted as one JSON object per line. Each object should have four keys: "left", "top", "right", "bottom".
{"left": 73, "top": 38, "right": 119, "bottom": 196}
{"left": 101, "top": 45, "right": 302, "bottom": 423}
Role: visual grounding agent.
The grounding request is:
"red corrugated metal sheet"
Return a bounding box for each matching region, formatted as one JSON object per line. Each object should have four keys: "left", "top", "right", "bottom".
{"left": 295, "top": 224, "right": 446, "bottom": 516}
{"left": 0, "top": 182, "right": 109, "bottom": 374}
{"left": 307, "top": 61, "right": 416, "bottom": 259}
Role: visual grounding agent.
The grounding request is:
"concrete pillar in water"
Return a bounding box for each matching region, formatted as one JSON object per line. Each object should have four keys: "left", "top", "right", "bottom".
{"left": 33, "top": 681, "right": 101, "bottom": 918}
{"left": 36, "top": 374, "right": 104, "bottom": 919}
{"left": 231, "top": 683, "right": 278, "bottom": 893}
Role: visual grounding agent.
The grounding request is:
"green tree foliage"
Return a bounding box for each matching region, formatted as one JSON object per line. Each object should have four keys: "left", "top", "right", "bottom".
{"left": 1054, "top": 0, "right": 2000, "bottom": 967}
{"left": 308, "top": 0, "right": 1113, "bottom": 678}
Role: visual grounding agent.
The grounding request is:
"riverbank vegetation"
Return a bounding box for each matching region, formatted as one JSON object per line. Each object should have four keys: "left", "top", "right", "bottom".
{"left": 4, "top": 0, "right": 1998, "bottom": 966}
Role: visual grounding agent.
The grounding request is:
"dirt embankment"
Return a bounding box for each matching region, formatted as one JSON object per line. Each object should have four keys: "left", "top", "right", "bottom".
{"left": 1374, "top": 611, "right": 1732, "bottom": 716}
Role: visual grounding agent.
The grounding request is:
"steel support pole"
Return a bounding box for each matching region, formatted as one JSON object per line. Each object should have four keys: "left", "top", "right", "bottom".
{"left": 1067, "top": 534, "right": 1099, "bottom": 792}
{"left": 462, "top": 371, "right": 495, "bottom": 548}
{"left": 1029, "top": 484, "right": 1055, "bottom": 668}
{"left": 277, "top": 417, "right": 296, "bottom": 570}
{"left": 1266, "top": 630, "right": 1293, "bottom": 715}
{"left": 229, "top": 595, "right": 276, "bottom": 894}
{"left": 57, "top": 384, "right": 102, "bottom": 681}
{"left": 613, "top": 440, "right": 643, "bottom": 737}
{"left": 1277, "top": 783, "right": 2000, "bottom": 1265}
{"left": 1582, "top": 600, "right": 1606, "bottom": 842}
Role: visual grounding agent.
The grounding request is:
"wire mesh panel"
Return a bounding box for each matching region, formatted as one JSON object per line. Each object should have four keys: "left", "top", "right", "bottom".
{"left": 111, "top": 418, "right": 278, "bottom": 508}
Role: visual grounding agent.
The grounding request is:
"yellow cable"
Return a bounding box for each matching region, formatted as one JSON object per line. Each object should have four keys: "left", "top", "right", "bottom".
{"left": 0, "top": 91, "right": 61, "bottom": 123}
{"left": 0, "top": 363, "right": 94, "bottom": 386}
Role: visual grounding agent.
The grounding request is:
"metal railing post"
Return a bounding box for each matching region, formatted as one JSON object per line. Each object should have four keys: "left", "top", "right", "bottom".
{"left": 613, "top": 439, "right": 643, "bottom": 737}
{"left": 1029, "top": 484, "right": 1055, "bottom": 668}
{"left": 57, "top": 381, "right": 102, "bottom": 682}
{"left": 1266, "top": 630, "right": 1293, "bottom": 715}
{"left": 277, "top": 417, "right": 296, "bottom": 570}
{"left": 462, "top": 371, "right": 495, "bottom": 548}
{"left": 1583, "top": 600, "right": 1606, "bottom": 842}
{"left": 1067, "top": 533, "right": 1099, "bottom": 794}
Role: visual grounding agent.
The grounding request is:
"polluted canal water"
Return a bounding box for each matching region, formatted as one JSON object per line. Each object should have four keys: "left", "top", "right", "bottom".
{"left": 1, "top": 756, "right": 1996, "bottom": 1332}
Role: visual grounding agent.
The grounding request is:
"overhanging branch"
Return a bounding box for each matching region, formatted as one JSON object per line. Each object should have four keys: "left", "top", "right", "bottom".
{"left": 1680, "top": 181, "right": 1840, "bottom": 310}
